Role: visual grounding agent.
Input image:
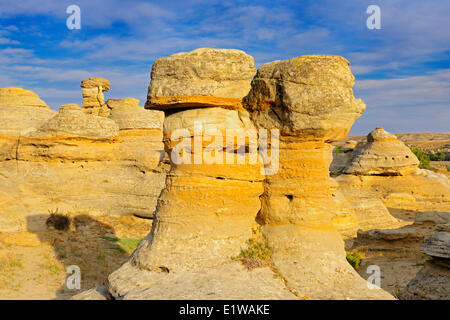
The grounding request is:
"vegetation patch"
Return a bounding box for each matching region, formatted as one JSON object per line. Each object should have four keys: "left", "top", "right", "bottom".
{"left": 233, "top": 227, "right": 271, "bottom": 270}
{"left": 346, "top": 252, "right": 362, "bottom": 270}
{"left": 46, "top": 209, "right": 71, "bottom": 231}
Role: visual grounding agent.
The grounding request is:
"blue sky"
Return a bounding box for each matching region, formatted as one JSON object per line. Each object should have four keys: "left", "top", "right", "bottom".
{"left": 0, "top": 0, "right": 449, "bottom": 135}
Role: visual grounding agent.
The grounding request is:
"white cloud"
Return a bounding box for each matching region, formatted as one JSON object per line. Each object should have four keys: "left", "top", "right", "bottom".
{"left": 355, "top": 69, "right": 450, "bottom": 108}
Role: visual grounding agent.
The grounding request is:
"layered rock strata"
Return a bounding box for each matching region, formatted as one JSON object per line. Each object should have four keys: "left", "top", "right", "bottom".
{"left": 145, "top": 48, "right": 255, "bottom": 110}
{"left": 332, "top": 128, "right": 449, "bottom": 232}
{"left": 0, "top": 87, "right": 56, "bottom": 137}
{"left": 345, "top": 127, "right": 419, "bottom": 176}
{"left": 330, "top": 140, "right": 358, "bottom": 175}
{"left": 108, "top": 48, "right": 282, "bottom": 299}
{"left": 0, "top": 94, "right": 166, "bottom": 231}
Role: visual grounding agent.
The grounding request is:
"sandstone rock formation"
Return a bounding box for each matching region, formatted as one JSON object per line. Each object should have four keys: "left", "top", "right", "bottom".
{"left": 0, "top": 94, "right": 166, "bottom": 231}
{"left": 243, "top": 55, "right": 366, "bottom": 141}
{"left": 347, "top": 199, "right": 399, "bottom": 232}
{"left": 108, "top": 97, "right": 167, "bottom": 208}
{"left": 107, "top": 48, "right": 281, "bottom": 299}
{"left": 402, "top": 232, "right": 450, "bottom": 299}
{"left": 332, "top": 128, "right": 450, "bottom": 233}
{"left": 0, "top": 87, "right": 56, "bottom": 137}
{"left": 241, "top": 55, "right": 392, "bottom": 299}
{"left": 81, "top": 77, "right": 111, "bottom": 117}
{"left": 345, "top": 127, "right": 419, "bottom": 176}
{"left": 145, "top": 48, "right": 255, "bottom": 110}
{"left": 2, "top": 51, "right": 410, "bottom": 300}
{"left": 32, "top": 103, "right": 119, "bottom": 138}
{"left": 330, "top": 189, "right": 359, "bottom": 237}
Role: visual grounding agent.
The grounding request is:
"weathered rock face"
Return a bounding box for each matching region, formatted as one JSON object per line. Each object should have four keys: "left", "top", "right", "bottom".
{"left": 145, "top": 48, "right": 255, "bottom": 110}
{"left": 243, "top": 55, "right": 392, "bottom": 299}
{"left": 108, "top": 97, "right": 167, "bottom": 190}
{"left": 336, "top": 173, "right": 450, "bottom": 213}
{"left": 0, "top": 88, "right": 56, "bottom": 136}
{"left": 126, "top": 107, "right": 263, "bottom": 271}
{"left": 0, "top": 97, "right": 166, "bottom": 231}
{"left": 345, "top": 127, "right": 419, "bottom": 176}
{"left": 330, "top": 189, "right": 359, "bottom": 237}
{"left": 401, "top": 260, "right": 450, "bottom": 300}
{"left": 81, "top": 77, "right": 111, "bottom": 117}
{"left": 109, "top": 50, "right": 267, "bottom": 299}
{"left": 108, "top": 98, "right": 163, "bottom": 130}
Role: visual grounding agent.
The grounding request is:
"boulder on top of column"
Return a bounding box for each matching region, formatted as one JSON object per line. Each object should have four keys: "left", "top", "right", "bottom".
{"left": 107, "top": 98, "right": 164, "bottom": 131}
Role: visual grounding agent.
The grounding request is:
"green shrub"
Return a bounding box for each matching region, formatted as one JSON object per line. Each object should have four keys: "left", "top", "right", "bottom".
{"left": 346, "top": 252, "right": 362, "bottom": 270}
{"left": 410, "top": 148, "right": 431, "bottom": 169}
{"left": 446, "top": 165, "right": 450, "bottom": 172}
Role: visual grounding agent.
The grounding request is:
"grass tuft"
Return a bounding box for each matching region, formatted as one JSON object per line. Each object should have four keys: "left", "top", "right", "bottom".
{"left": 100, "top": 236, "right": 142, "bottom": 254}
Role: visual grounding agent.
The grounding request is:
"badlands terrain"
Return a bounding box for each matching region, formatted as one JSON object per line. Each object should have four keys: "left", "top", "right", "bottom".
{"left": 0, "top": 48, "right": 448, "bottom": 300}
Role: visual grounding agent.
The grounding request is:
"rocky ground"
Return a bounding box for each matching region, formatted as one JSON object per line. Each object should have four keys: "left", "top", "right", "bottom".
{"left": 0, "top": 208, "right": 444, "bottom": 299}
{"left": 0, "top": 215, "right": 152, "bottom": 299}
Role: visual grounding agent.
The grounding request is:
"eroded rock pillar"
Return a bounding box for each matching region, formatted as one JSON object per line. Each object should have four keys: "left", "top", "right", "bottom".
{"left": 244, "top": 55, "right": 393, "bottom": 299}
{"left": 80, "top": 77, "right": 111, "bottom": 116}
{"left": 108, "top": 49, "right": 266, "bottom": 297}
